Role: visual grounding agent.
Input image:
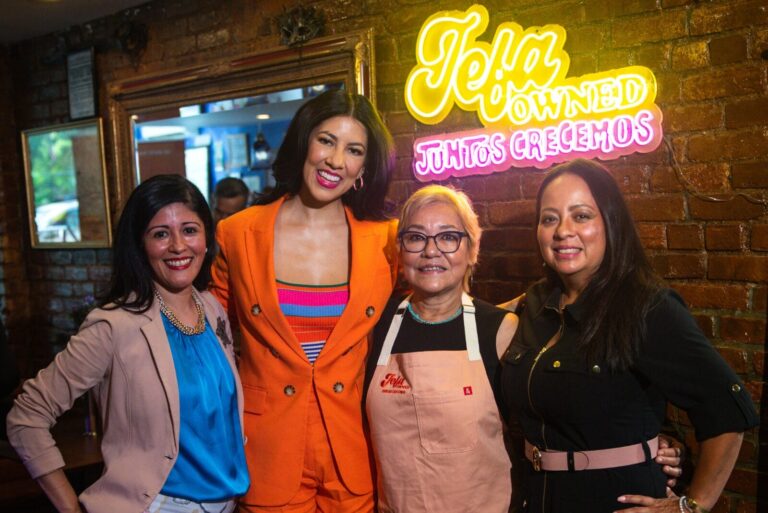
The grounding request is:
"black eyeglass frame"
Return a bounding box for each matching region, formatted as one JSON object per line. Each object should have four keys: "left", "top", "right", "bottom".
{"left": 397, "top": 230, "right": 469, "bottom": 254}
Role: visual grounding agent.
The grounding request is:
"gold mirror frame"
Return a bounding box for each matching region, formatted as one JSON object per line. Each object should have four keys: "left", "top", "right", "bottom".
{"left": 21, "top": 118, "right": 112, "bottom": 249}
{"left": 107, "top": 29, "right": 376, "bottom": 210}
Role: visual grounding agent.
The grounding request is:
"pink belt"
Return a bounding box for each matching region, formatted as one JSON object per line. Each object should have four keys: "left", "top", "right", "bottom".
{"left": 524, "top": 437, "right": 659, "bottom": 471}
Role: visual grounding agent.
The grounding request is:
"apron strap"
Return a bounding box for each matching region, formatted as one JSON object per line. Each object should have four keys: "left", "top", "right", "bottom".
{"left": 377, "top": 296, "right": 410, "bottom": 366}
{"left": 377, "top": 294, "right": 481, "bottom": 365}
{"left": 462, "top": 292, "right": 481, "bottom": 362}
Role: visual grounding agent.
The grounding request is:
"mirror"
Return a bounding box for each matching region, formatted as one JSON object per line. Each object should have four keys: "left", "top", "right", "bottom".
{"left": 21, "top": 118, "right": 112, "bottom": 248}
{"left": 107, "top": 29, "right": 375, "bottom": 210}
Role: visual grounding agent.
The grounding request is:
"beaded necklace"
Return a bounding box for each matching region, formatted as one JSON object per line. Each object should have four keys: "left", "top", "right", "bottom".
{"left": 154, "top": 289, "right": 206, "bottom": 335}
{"left": 407, "top": 302, "right": 463, "bottom": 325}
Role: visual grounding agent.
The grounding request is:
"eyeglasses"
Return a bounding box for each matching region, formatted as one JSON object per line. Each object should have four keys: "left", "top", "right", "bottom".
{"left": 398, "top": 230, "right": 468, "bottom": 254}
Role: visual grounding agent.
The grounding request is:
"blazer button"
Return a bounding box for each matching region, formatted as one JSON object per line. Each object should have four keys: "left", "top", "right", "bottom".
{"left": 731, "top": 383, "right": 742, "bottom": 393}
{"left": 591, "top": 364, "right": 601, "bottom": 374}
{"left": 251, "top": 304, "right": 261, "bottom": 315}
{"left": 270, "top": 347, "right": 280, "bottom": 358}
{"left": 333, "top": 382, "right": 344, "bottom": 393}
{"left": 284, "top": 385, "right": 296, "bottom": 396}
{"left": 366, "top": 306, "right": 375, "bottom": 317}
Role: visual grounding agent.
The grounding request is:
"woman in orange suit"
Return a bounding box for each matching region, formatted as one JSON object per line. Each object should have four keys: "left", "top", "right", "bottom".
{"left": 211, "top": 90, "right": 398, "bottom": 513}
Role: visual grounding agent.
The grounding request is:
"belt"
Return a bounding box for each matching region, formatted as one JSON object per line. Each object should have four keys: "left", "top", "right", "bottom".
{"left": 524, "top": 437, "right": 658, "bottom": 471}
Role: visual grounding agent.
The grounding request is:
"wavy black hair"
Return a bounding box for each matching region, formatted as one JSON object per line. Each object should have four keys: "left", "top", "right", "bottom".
{"left": 101, "top": 174, "right": 215, "bottom": 311}
{"left": 536, "top": 159, "right": 662, "bottom": 370}
{"left": 257, "top": 89, "right": 395, "bottom": 220}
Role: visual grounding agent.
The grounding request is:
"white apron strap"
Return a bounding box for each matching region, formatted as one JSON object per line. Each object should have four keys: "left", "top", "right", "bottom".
{"left": 462, "top": 292, "right": 481, "bottom": 362}
{"left": 376, "top": 295, "right": 411, "bottom": 366}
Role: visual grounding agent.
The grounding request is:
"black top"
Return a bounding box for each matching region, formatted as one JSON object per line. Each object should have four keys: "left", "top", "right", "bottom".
{"left": 364, "top": 294, "right": 509, "bottom": 403}
{"left": 500, "top": 280, "right": 759, "bottom": 513}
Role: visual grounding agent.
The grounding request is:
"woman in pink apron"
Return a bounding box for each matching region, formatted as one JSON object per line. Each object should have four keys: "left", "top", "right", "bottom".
{"left": 364, "top": 185, "right": 517, "bottom": 512}
{"left": 363, "top": 185, "right": 683, "bottom": 513}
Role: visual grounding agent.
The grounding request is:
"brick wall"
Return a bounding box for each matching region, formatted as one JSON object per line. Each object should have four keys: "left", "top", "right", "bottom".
{"left": 1, "top": 0, "right": 766, "bottom": 510}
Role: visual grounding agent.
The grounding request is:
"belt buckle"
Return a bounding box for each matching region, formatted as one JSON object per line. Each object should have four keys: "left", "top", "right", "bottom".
{"left": 532, "top": 446, "right": 542, "bottom": 472}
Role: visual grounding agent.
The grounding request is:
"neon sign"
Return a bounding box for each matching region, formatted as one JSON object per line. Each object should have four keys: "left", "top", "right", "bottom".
{"left": 405, "top": 4, "right": 663, "bottom": 181}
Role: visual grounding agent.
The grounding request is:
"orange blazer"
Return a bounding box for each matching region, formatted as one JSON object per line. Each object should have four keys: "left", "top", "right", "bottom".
{"left": 211, "top": 196, "right": 398, "bottom": 506}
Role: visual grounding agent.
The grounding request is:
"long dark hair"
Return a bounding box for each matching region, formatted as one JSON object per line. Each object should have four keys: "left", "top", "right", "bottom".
{"left": 101, "top": 174, "right": 215, "bottom": 311}
{"left": 536, "top": 159, "right": 662, "bottom": 370}
{"left": 258, "top": 89, "right": 395, "bottom": 220}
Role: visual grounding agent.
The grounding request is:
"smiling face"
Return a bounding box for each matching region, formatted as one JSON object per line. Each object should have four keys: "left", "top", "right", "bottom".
{"left": 400, "top": 201, "right": 471, "bottom": 302}
{"left": 537, "top": 173, "right": 606, "bottom": 296}
{"left": 143, "top": 202, "right": 207, "bottom": 295}
{"left": 300, "top": 115, "right": 368, "bottom": 205}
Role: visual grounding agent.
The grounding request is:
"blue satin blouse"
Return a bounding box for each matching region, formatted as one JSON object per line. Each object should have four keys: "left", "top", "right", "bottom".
{"left": 159, "top": 316, "right": 249, "bottom": 501}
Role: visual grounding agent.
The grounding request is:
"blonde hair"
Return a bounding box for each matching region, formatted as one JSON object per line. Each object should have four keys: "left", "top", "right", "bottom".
{"left": 398, "top": 185, "right": 482, "bottom": 291}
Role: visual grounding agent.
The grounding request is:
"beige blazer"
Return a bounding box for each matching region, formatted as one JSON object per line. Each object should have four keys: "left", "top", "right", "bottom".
{"left": 6, "top": 290, "right": 244, "bottom": 513}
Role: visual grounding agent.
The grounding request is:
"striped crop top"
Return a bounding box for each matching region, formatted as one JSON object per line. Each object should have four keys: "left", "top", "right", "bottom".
{"left": 277, "top": 280, "right": 349, "bottom": 363}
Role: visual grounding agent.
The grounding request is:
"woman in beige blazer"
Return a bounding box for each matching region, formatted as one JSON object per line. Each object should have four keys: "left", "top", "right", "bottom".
{"left": 7, "top": 175, "right": 249, "bottom": 513}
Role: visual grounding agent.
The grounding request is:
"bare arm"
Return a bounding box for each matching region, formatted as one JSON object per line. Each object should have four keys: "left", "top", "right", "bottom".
{"left": 35, "top": 469, "right": 82, "bottom": 513}
{"left": 497, "top": 293, "right": 525, "bottom": 313}
{"left": 617, "top": 431, "right": 744, "bottom": 512}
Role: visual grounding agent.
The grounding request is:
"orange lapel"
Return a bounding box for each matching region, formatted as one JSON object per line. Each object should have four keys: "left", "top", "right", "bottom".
{"left": 241, "top": 197, "right": 306, "bottom": 361}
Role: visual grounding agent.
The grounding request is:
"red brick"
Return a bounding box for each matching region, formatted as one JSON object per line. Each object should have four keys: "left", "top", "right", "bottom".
{"left": 627, "top": 196, "right": 686, "bottom": 222}
{"left": 732, "top": 161, "right": 768, "bottom": 188}
{"left": 487, "top": 200, "right": 537, "bottom": 227}
{"left": 482, "top": 228, "right": 536, "bottom": 252}
{"left": 637, "top": 223, "right": 666, "bottom": 250}
{"left": 754, "top": 351, "right": 764, "bottom": 376}
{"left": 726, "top": 468, "right": 761, "bottom": 496}
{"left": 663, "top": 103, "right": 722, "bottom": 132}
{"left": 725, "top": 98, "right": 768, "bottom": 129}
{"left": 706, "top": 224, "right": 746, "bottom": 251}
{"left": 720, "top": 317, "right": 767, "bottom": 345}
{"left": 681, "top": 67, "right": 764, "bottom": 101}
{"left": 649, "top": 253, "right": 706, "bottom": 279}
{"left": 667, "top": 224, "right": 702, "bottom": 250}
{"left": 717, "top": 347, "right": 749, "bottom": 373}
{"left": 711, "top": 496, "right": 731, "bottom": 513}
{"left": 736, "top": 499, "right": 758, "bottom": 513}
{"left": 709, "top": 34, "right": 748, "bottom": 65}
{"left": 692, "top": 314, "right": 715, "bottom": 338}
{"left": 521, "top": 172, "right": 547, "bottom": 199}
{"left": 673, "top": 283, "right": 750, "bottom": 310}
{"left": 385, "top": 111, "right": 417, "bottom": 136}
{"left": 754, "top": 285, "right": 767, "bottom": 312}
{"left": 649, "top": 166, "right": 685, "bottom": 193}
{"left": 636, "top": 43, "right": 670, "bottom": 71}
{"left": 680, "top": 163, "right": 730, "bottom": 192}
{"left": 612, "top": 11, "right": 687, "bottom": 47}
{"left": 481, "top": 173, "right": 524, "bottom": 202}
{"left": 690, "top": 1, "right": 768, "bottom": 35}
{"left": 671, "top": 41, "right": 709, "bottom": 70}
{"left": 750, "top": 225, "right": 768, "bottom": 251}
{"left": 689, "top": 195, "right": 765, "bottom": 221}
{"left": 744, "top": 381, "right": 763, "bottom": 402}
{"left": 709, "top": 255, "right": 768, "bottom": 281}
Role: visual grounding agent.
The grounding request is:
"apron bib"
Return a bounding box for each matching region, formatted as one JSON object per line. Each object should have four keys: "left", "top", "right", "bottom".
{"left": 366, "top": 294, "right": 511, "bottom": 513}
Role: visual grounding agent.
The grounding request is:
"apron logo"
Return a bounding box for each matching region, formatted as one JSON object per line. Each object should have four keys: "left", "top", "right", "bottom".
{"left": 380, "top": 373, "right": 411, "bottom": 394}
{"left": 463, "top": 386, "right": 473, "bottom": 396}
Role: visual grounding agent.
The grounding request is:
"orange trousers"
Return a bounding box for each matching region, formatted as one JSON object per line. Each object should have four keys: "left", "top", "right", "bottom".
{"left": 238, "top": 389, "right": 374, "bottom": 513}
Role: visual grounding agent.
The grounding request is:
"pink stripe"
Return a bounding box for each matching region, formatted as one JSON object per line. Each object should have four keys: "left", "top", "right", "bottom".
{"left": 277, "top": 288, "right": 349, "bottom": 306}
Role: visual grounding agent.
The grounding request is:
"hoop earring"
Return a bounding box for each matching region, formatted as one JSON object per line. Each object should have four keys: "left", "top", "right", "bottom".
{"left": 353, "top": 174, "right": 364, "bottom": 191}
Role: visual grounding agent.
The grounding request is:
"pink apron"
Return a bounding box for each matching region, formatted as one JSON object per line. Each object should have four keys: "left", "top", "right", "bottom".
{"left": 366, "top": 294, "right": 512, "bottom": 513}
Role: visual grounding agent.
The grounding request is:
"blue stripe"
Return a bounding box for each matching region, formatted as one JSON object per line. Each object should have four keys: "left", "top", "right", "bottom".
{"left": 280, "top": 303, "right": 346, "bottom": 317}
